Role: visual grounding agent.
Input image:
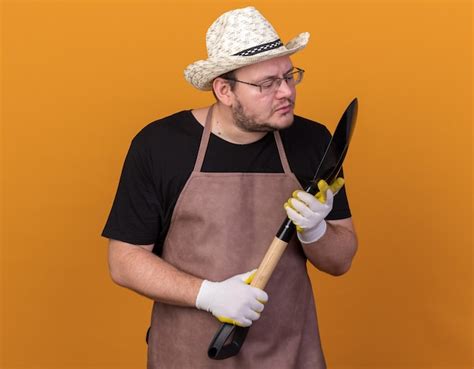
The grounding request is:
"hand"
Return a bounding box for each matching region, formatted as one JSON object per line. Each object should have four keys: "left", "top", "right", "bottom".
{"left": 195, "top": 270, "right": 268, "bottom": 327}
{"left": 284, "top": 178, "right": 344, "bottom": 244}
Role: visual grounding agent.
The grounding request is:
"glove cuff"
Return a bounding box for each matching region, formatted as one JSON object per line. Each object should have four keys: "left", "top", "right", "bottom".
{"left": 195, "top": 279, "right": 213, "bottom": 312}
{"left": 297, "top": 220, "right": 327, "bottom": 244}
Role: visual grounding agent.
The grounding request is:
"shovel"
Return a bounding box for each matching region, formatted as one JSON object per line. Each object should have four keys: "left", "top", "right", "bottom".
{"left": 207, "top": 97, "right": 358, "bottom": 360}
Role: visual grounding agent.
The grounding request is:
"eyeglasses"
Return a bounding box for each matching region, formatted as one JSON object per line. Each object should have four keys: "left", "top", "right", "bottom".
{"left": 222, "top": 67, "right": 305, "bottom": 94}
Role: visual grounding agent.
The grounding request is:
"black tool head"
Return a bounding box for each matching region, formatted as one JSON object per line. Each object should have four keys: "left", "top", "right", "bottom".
{"left": 313, "top": 97, "right": 358, "bottom": 185}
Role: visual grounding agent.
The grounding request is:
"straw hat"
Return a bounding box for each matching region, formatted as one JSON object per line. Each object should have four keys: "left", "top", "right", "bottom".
{"left": 184, "top": 6, "right": 310, "bottom": 91}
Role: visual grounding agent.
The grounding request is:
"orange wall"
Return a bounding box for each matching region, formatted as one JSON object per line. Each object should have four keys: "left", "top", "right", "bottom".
{"left": 1, "top": 1, "right": 472, "bottom": 368}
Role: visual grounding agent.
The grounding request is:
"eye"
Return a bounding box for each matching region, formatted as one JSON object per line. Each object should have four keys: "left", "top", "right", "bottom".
{"left": 284, "top": 73, "right": 295, "bottom": 81}
{"left": 260, "top": 79, "right": 276, "bottom": 89}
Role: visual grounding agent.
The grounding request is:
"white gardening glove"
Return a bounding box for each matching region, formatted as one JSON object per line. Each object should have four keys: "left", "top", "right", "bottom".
{"left": 284, "top": 178, "right": 344, "bottom": 244}
{"left": 195, "top": 270, "right": 268, "bottom": 327}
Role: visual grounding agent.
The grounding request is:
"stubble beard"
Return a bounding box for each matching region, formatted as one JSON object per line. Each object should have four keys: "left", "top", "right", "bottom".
{"left": 232, "top": 98, "right": 295, "bottom": 133}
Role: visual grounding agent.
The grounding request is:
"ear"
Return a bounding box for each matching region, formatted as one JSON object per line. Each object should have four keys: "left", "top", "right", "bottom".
{"left": 212, "top": 78, "right": 234, "bottom": 106}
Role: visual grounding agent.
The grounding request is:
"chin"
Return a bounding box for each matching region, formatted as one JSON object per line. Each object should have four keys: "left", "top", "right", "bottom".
{"left": 272, "top": 113, "right": 294, "bottom": 129}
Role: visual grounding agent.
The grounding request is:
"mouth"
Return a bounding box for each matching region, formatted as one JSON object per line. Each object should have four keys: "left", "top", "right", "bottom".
{"left": 275, "top": 105, "right": 293, "bottom": 113}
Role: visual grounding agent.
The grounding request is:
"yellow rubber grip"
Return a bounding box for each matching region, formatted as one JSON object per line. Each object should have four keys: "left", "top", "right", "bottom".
{"left": 315, "top": 177, "right": 345, "bottom": 203}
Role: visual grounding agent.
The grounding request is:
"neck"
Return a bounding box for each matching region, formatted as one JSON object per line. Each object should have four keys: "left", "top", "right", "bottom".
{"left": 211, "top": 104, "right": 267, "bottom": 145}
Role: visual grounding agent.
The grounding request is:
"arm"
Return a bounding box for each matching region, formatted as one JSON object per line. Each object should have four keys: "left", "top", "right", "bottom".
{"left": 107, "top": 239, "right": 203, "bottom": 307}
{"left": 301, "top": 217, "right": 358, "bottom": 276}
{"left": 284, "top": 179, "right": 358, "bottom": 276}
{"left": 107, "top": 239, "right": 267, "bottom": 327}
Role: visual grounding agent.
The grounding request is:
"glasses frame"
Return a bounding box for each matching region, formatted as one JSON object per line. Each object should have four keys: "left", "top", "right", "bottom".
{"left": 222, "top": 67, "right": 305, "bottom": 94}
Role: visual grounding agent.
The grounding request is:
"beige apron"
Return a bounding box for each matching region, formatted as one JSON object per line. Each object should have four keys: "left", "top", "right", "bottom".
{"left": 147, "top": 106, "right": 326, "bottom": 369}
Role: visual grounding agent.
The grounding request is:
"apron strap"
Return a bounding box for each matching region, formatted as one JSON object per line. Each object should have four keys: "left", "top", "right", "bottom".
{"left": 273, "top": 131, "right": 292, "bottom": 175}
{"left": 194, "top": 104, "right": 214, "bottom": 172}
{"left": 193, "top": 104, "right": 292, "bottom": 175}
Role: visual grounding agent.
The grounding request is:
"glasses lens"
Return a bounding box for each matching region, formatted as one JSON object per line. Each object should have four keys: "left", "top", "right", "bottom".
{"left": 281, "top": 69, "right": 303, "bottom": 88}
{"left": 260, "top": 69, "right": 304, "bottom": 94}
{"left": 260, "top": 79, "right": 276, "bottom": 89}
{"left": 292, "top": 69, "right": 303, "bottom": 85}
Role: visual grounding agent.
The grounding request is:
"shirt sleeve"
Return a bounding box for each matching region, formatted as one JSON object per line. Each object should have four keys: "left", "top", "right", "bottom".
{"left": 101, "top": 134, "right": 162, "bottom": 245}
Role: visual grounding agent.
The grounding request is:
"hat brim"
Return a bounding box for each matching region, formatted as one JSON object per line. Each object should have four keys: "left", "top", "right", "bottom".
{"left": 184, "top": 32, "right": 310, "bottom": 91}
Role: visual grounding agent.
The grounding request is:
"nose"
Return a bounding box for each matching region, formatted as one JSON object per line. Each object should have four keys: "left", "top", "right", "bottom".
{"left": 275, "top": 78, "right": 293, "bottom": 99}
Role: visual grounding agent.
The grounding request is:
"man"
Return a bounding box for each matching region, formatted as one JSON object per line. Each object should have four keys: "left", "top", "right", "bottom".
{"left": 102, "top": 6, "right": 357, "bottom": 369}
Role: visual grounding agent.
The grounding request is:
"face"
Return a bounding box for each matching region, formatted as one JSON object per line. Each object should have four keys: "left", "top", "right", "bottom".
{"left": 229, "top": 56, "right": 297, "bottom": 132}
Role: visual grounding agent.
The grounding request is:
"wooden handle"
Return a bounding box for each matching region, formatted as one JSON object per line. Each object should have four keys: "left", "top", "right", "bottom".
{"left": 250, "top": 237, "right": 289, "bottom": 289}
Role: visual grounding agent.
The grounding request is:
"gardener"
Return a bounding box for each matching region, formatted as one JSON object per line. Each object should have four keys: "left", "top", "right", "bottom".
{"left": 102, "top": 6, "right": 358, "bottom": 369}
